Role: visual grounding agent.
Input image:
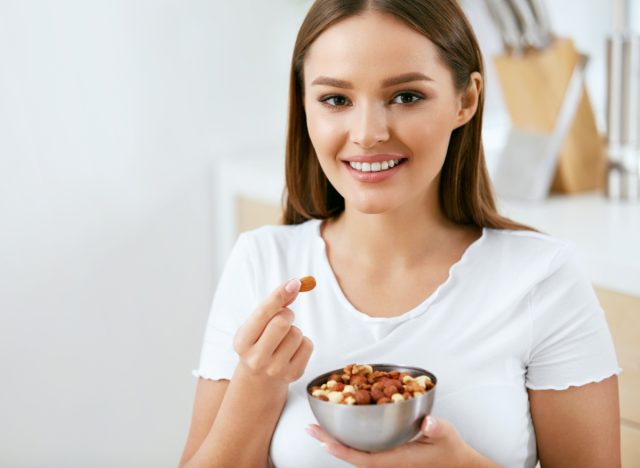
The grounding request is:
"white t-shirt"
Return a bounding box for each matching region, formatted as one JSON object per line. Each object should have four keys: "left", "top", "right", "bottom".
{"left": 193, "top": 219, "right": 620, "bottom": 468}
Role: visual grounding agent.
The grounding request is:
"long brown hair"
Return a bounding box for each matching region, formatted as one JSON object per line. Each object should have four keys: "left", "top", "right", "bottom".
{"left": 283, "top": 0, "right": 529, "bottom": 231}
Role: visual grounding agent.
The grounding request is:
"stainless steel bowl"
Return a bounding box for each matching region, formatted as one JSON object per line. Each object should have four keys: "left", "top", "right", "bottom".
{"left": 306, "top": 364, "right": 437, "bottom": 452}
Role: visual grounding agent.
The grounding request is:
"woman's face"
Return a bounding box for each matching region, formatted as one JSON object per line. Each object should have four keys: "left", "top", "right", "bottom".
{"left": 303, "top": 11, "right": 476, "bottom": 215}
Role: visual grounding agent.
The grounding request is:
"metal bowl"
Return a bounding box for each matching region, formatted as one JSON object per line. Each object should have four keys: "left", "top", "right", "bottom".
{"left": 306, "top": 364, "right": 437, "bottom": 452}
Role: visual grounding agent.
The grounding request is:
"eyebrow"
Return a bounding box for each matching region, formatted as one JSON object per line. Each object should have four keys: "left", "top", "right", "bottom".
{"left": 310, "top": 72, "right": 434, "bottom": 89}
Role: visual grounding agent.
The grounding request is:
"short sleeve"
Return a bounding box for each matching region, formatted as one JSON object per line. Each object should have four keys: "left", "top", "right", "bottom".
{"left": 192, "top": 233, "right": 258, "bottom": 381}
{"left": 525, "top": 245, "right": 621, "bottom": 390}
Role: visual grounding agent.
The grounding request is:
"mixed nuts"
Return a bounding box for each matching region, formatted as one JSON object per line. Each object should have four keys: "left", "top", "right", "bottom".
{"left": 309, "top": 364, "right": 434, "bottom": 405}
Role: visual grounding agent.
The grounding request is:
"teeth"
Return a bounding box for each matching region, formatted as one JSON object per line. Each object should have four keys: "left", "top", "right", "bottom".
{"left": 349, "top": 159, "right": 401, "bottom": 173}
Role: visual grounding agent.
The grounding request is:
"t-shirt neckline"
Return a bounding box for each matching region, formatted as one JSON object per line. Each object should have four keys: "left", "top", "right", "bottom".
{"left": 309, "top": 218, "right": 487, "bottom": 324}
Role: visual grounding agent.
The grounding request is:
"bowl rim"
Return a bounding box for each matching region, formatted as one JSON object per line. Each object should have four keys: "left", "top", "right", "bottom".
{"left": 306, "top": 363, "right": 437, "bottom": 406}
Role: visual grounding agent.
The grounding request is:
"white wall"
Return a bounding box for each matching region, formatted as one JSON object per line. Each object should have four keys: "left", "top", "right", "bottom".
{"left": 0, "top": 1, "right": 628, "bottom": 467}
{"left": 0, "top": 1, "right": 305, "bottom": 466}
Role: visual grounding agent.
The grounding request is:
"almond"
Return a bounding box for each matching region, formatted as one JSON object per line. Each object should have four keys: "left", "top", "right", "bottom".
{"left": 299, "top": 275, "right": 316, "bottom": 292}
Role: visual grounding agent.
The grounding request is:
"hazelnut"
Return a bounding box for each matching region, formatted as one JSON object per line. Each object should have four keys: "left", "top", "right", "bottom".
{"left": 355, "top": 389, "right": 371, "bottom": 405}
{"left": 376, "top": 397, "right": 392, "bottom": 405}
{"left": 385, "top": 379, "right": 402, "bottom": 389}
{"left": 332, "top": 382, "right": 345, "bottom": 392}
{"left": 383, "top": 385, "right": 399, "bottom": 397}
{"left": 371, "top": 389, "right": 385, "bottom": 402}
{"left": 371, "top": 381, "right": 386, "bottom": 392}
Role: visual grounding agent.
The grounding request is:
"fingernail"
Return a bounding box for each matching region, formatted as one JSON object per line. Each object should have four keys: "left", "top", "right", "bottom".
{"left": 285, "top": 278, "right": 301, "bottom": 293}
{"left": 305, "top": 425, "right": 318, "bottom": 439}
{"left": 425, "top": 415, "right": 437, "bottom": 434}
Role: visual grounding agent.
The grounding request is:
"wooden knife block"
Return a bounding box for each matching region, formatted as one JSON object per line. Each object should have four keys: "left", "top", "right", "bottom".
{"left": 493, "top": 38, "right": 606, "bottom": 193}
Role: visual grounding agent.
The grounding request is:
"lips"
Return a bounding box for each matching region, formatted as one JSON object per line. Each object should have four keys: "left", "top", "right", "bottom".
{"left": 342, "top": 154, "right": 407, "bottom": 163}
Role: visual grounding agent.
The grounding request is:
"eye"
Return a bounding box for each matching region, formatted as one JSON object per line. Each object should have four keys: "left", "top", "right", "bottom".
{"left": 320, "top": 95, "right": 351, "bottom": 108}
{"left": 391, "top": 92, "right": 424, "bottom": 105}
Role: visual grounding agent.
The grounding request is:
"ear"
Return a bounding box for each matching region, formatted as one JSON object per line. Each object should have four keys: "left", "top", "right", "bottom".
{"left": 454, "top": 71, "right": 482, "bottom": 128}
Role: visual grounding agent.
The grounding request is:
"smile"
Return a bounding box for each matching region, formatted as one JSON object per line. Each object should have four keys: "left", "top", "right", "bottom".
{"left": 348, "top": 159, "right": 402, "bottom": 173}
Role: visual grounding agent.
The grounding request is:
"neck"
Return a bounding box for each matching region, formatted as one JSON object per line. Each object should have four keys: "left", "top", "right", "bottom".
{"left": 326, "top": 192, "right": 457, "bottom": 269}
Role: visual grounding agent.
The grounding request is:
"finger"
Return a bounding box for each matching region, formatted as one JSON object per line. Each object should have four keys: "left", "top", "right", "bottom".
{"left": 252, "top": 308, "right": 296, "bottom": 356}
{"left": 287, "top": 336, "right": 314, "bottom": 379}
{"left": 236, "top": 279, "right": 301, "bottom": 346}
{"left": 271, "top": 325, "right": 304, "bottom": 361}
{"left": 305, "top": 424, "right": 374, "bottom": 467}
{"left": 421, "top": 415, "right": 454, "bottom": 441}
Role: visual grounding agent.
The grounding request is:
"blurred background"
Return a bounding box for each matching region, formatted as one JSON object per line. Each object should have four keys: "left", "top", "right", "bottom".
{"left": 1, "top": 1, "right": 638, "bottom": 467}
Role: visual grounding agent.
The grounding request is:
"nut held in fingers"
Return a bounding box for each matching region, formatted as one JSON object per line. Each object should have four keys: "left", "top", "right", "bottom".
{"left": 299, "top": 276, "right": 316, "bottom": 292}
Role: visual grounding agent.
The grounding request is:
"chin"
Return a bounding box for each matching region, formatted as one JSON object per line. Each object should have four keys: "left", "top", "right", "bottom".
{"left": 349, "top": 196, "right": 399, "bottom": 215}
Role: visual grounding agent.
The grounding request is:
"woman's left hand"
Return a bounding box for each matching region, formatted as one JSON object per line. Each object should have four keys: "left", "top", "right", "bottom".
{"left": 305, "top": 415, "right": 499, "bottom": 468}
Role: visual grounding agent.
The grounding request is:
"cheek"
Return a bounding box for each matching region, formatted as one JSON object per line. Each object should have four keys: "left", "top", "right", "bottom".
{"left": 395, "top": 111, "right": 453, "bottom": 161}
{"left": 306, "top": 110, "right": 346, "bottom": 163}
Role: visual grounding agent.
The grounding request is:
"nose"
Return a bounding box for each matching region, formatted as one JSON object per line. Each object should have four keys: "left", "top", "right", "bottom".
{"left": 350, "top": 103, "right": 390, "bottom": 149}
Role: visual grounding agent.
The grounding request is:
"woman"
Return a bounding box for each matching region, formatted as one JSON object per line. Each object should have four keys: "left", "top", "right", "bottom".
{"left": 180, "top": 1, "right": 621, "bottom": 466}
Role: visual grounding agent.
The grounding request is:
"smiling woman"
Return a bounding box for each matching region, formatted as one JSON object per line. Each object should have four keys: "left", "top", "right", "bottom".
{"left": 180, "top": 1, "right": 621, "bottom": 468}
{"left": 301, "top": 10, "right": 472, "bottom": 217}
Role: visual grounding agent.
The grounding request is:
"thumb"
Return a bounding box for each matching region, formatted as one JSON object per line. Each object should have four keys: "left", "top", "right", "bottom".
{"left": 235, "top": 278, "right": 302, "bottom": 349}
{"left": 281, "top": 278, "right": 302, "bottom": 307}
{"left": 421, "top": 415, "right": 453, "bottom": 441}
{"left": 239, "top": 276, "right": 316, "bottom": 348}
{"left": 263, "top": 278, "right": 302, "bottom": 312}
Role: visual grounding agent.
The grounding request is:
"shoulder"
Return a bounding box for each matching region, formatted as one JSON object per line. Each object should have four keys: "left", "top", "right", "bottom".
{"left": 238, "top": 219, "right": 320, "bottom": 251}
{"left": 233, "top": 220, "right": 323, "bottom": 273}
{"left": 484, "top": 228, "right": 571, "bottom": 254}
{"left": 480, "top": 228, "right": 581, "bottom": 285}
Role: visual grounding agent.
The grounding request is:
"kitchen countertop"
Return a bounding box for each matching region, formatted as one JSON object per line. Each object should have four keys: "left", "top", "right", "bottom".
{"left": 499, "top": 194, "right": 640, "bottom": 297}
{"left": 216, "top": 155, "right": 640, "bottom": 297}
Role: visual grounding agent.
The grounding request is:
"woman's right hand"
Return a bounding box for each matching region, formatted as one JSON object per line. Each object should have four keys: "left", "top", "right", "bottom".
{"left": 233, "top": 278, "right": 314, "bottom": 385}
